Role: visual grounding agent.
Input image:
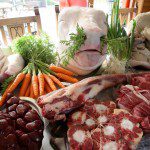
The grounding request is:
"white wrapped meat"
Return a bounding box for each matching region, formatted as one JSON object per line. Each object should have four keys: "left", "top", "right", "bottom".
{"left": 0, "top": 48, "right": 25, "bottom": 82}
{"left": 3, "top": 54, "right": 24, "bottom": 75}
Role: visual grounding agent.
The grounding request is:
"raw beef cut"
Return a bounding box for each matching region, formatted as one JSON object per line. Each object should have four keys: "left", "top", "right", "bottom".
{"left": 58, "top": 7, "right": 107, "bottom": 75}
{"left": 38, "top": 74, "right": 127, "bottom": 122}
{"left": 38, "top": 72, "right": 150, "bottom": 122}
{"left": 131, "top": 74, "right": 150, "bottom": 90}
{"left": 67, "top": 100, "right": 116, "bottom": 131}
{"left": 117, "top": 75, "right": 150, "bottom": 133}
{"left": 67, "top": 100, "right": 143, "bottom": 150}
{"left": 117, "top": 85, "right": 150, "bottom": 112}
{"left": 127, "top": 12, "right": 150, "bottom": 69}
{"left": 68, "top": 126, "right": 93, "bottom": 150}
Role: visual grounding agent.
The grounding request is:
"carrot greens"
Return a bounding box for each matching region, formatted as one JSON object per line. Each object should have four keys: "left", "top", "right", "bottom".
{"left": 60, "top": 24, "right": 86, "bottom": 66}
{"left": 11, "top": 33, "right": 57, "bottom": 65}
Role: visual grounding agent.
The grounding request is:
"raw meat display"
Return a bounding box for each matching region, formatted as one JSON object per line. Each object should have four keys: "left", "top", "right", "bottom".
{"left": 127, "top": 12, "right": 150, "bottom": 69}
{"left": 67, "top": 100, "right": 116, "bottom": 130}
{"left": 67, "top": 100, "right": 143, "bottom": 150}
{"left": 117, "top": 75, "right": 150, "bottom": 133}
{"left": 38, "top": 72, "right": 149, "bottom": 122}
{"left": 38, "top": 74, "right": 128, "bottom": 122}
{"left": 0, "top": 96, "right": 44, "bottom": 150}
{"left": 58, "top": 7, "right": 107, "bottom": 75}
{"left": 0, "top": 49, "right": 24, "bottom": 83}
{"left": 37, "top": 72, "right": 150, "bottom": 149}
{"left": 131, "top": 74, "right": 150, "bottom": 90}
{"left": 129, "top": 37, "right": 150, "bottom": 69}
{"left": 127, "top": 12, "right": 150, "bottom": 37}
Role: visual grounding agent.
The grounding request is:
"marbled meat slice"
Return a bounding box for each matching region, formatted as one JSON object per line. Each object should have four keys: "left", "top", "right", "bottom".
{"left": 67, "top": 101, "right": 143, "bottom": 150}
{"left": 117, "top": 75, "right": 150, "bottom": 133}
{"left": 38, "top": 72, "right": 150, "bottom": 122}
{"left": 117, "top": 85, "right": 150, "bottom": 111}
{"left": 38, "top": 74, "right": 128, "bottom": 122}
{"left": 67, "top": 126, "right": 93, "bottom": 150}
{"left": 67, "top": 100, "right": 116, "bottom": 130}
{"left": 131, "top": 74, "right": 150, "bottom": 90}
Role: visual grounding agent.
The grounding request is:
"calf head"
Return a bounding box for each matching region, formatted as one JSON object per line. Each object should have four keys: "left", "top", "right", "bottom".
{"left": 58, "top": 7, "right": 107, "bottom": 75}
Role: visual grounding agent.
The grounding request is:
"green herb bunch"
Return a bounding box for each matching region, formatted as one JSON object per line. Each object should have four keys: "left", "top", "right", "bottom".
{"left": 2, "top": 33, "right": 58, "bottom": 93}
{"left": 11, "top": 33, "right": 57, "bottom": 65}
{"left": 101, "top": 0, "right": 136, "bottom": 61}
{"left": 60, "top": 24, "right": 86, "bottom": 66}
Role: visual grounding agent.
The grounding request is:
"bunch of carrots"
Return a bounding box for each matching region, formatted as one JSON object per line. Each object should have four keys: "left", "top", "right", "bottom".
{"left": 0, "top": 63, "right": 78, "bottom": 107}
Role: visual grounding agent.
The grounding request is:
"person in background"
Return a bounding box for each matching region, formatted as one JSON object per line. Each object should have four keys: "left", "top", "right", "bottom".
{"left": 59, "top": 0, "right": 88, "bottom": 10}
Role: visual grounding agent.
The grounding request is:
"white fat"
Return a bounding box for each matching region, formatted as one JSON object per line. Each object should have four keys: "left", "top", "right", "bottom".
{"left": 73, "top": 130, "right": 85, "bottom": 143}
{"left": 41, "top": 76, "right": 113, "bottom": 105}
{"left": 81, "top": 113, "right": 86, "bottom": 123}
{"left": 125, "top": 85, "right": 150, "bottom": 105}
{"left": 103, "top": 141, "right": 117, "bottom": 150}
{"left": 121, "top": 118, "right": 134, "bottom": 131}
{"left": 40, "top": 80, "right": 87, "bottom": 104}
{"left": 68, "top": 79, "right": 113, "bottom": 102}
{"left": 49, "top": 101, "right": 66, "bottom": 114}
{"left": 72, "top": 111, "right": 86, "bottom": 123}
{"left": 70, "top": 84, "right": 102, "bottom": 101}
{"left": 103, "top": 126, "right": 115, "bottom": 135}
{"left": 41, "top": 88, "right": 67, "bottom": 104}
{"left": 71, "top": 86, "right": 87, "bottom": 101}
{"left": 94, "top": 104, "right": 107, "bottom": 112}
{"left": 85, "top": 84, "right": 103, "bottom": 100}
{"left": 98, "top": 115, "right": 107, "bottom": 124}
{"left": 72, "top": 111, "right": 81, "bottom": 120}
{"left": 85, "top": 118, "right": 95, "bottom": 126}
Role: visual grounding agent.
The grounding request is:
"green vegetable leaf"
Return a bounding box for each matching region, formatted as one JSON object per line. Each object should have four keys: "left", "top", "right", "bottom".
{"left": 11, "top": 33, "right": 57, "bottom": 65}
{"left": 1, "top": 76, "right": 15, "bottom": 94}
{"left": 128, "top": 19, "right": 136, "bottom": 59}
{"left": 60, "top": 24, "right": 86, "bottom": 66}
{"left": 104, "top": 0, "right": 136, "bottom": 61}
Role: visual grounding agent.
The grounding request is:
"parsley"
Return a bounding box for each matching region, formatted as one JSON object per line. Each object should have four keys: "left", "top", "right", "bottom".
{"left": 11, "top": 33, "right": 57, "bottom": 65}
{"left": 60, "top": 24, "right": 86, "bottom": 66}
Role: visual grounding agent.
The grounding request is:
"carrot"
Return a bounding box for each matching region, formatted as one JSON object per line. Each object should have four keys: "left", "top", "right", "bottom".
{"left": 32, "top": 71, "right": 39, "bottom": 98}
{"left": 7, "top": 72, "right": 25, "bottom": 94}
{"left": 38, "top": 70, "right": 45, "bottom": 96}
{"left": 25, "top": 84, "right": 30, "bottom": 97}
{"left": 49, "top": 74, "right": 65, "bottom": 88}
{"left": 43, "top": 74, "right": 57, "bottom": 91}
{"left": 19, "top": 73, "right": 31, "bottom": 96}
{"left": 29, "top": 84, "right": 34, "bottom": 98}
{"left": 56, "top": 73, "right": 79, "bottom": 83}
{"left": 0, "top": 82, "right": 13, "bottom": 106}
{"left": 50, "top": 65, "right": 75, "bottom": 76}
{"left": 45, "top": 82, "right": 52, "bottom": 93}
